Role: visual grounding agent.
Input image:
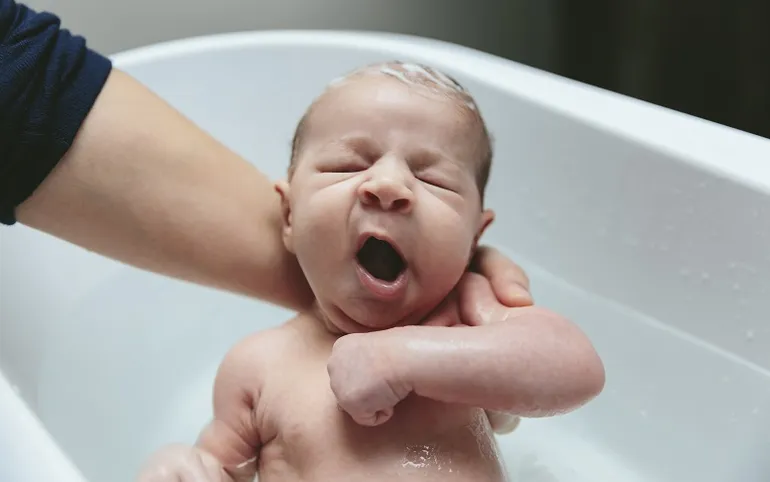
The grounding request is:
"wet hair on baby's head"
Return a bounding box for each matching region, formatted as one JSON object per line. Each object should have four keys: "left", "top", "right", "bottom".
{"left": 288, "top": 60, "right": 493, "bottom": 200}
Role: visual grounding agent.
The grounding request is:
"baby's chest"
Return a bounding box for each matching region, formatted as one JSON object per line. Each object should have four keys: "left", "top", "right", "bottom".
{"left": 264, "top": 358, "right": 487, "bottom": 465}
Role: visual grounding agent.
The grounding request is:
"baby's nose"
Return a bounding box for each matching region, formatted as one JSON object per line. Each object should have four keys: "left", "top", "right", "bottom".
{"left": 358, "top": 176, "right": 414, "bottom": 213}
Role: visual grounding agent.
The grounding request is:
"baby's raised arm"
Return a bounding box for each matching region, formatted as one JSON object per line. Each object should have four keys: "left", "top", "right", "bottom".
{"left": 137, "top": 335, "right": 269, "bottom": 482}
{"left": 328, "top": 276, "right": 604, "bottom": 426}
{"left": 391, "top": 306, "right": 605, "bottom": 416}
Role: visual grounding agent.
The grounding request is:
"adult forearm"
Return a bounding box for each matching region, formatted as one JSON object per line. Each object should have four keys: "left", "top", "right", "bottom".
{"left": 387, "top": 307, "right": 605, "bottom": 417}
{"left": 16, "top": 69, "right": 313, "bottom": 310}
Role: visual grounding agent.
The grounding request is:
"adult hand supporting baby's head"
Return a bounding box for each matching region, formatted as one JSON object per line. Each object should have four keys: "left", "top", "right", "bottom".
{"left": 420, "top": 246, "right": 533, "bottom": 328}
{"left": 468, "top": 245, "right": 533, "bottom": 308}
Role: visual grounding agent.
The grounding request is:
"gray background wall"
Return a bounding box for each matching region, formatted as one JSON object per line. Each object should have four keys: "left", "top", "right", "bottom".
{"left": 23, "top": 0, "right": 557, "bottom": 68}
{"left": 20, "top": 0, "right": 770, "bottom": 140}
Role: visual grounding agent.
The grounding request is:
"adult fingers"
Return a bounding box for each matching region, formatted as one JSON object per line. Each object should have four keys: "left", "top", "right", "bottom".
{"left": 470, "top": 245, "right": 533, "bottom": 307}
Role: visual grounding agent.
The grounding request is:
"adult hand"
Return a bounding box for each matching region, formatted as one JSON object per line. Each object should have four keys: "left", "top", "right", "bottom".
{"left": 419, "top": 248, "right": 533, "bottom": 432}
{"left": 136, "top": 444, "right": 230, "bottom": 482}
{"left": 421, "top": 245, "right": 534, "bottom": 328}
{"left": 469, "top": 245, "right": 533, "bottom": 308}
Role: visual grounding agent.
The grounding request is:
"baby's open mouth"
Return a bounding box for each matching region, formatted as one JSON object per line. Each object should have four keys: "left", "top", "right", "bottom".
{"left": 356, "top": 236, "right": 406, "bottom": 282}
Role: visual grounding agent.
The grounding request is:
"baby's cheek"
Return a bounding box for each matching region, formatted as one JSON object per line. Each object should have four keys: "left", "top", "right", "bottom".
{"left": 291, "top": 200, "right": 348, "bottom": 277}
{"left": 418, "top": 232, "right": 473, "bottom": 297}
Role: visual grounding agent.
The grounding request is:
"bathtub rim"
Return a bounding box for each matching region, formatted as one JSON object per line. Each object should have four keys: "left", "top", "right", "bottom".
{"left": 110, "top": 29, "right": 770, "bottom": 198}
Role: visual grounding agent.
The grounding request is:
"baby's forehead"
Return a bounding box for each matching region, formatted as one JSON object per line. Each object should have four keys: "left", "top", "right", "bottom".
{"left": 290, "top": 61, "right": 492, "bottom": 189}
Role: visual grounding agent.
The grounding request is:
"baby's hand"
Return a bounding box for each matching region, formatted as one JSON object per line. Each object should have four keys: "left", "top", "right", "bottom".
{"left": 136, "top": 444, "right": 230, "bottom": 482}
{"left": 327, "top": 333, "right": 410, "bottom": 426}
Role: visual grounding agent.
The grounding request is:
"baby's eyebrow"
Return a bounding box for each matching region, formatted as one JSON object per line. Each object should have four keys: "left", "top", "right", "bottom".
{"left": 338, "top": 135, "right": 381, "bottom": 159}
{"left": 408, "top": 147, "right": 454, "bottom": 171}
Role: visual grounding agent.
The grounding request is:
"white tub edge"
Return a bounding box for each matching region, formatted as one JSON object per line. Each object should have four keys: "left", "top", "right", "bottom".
{"left": 110, "top": 29, "right": 770, "bottom": 197}
{"left": 0, "top": 372, "right": 86, "bottom": 481}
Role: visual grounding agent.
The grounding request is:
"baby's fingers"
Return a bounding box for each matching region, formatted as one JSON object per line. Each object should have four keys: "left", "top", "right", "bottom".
{"left": 350, "top": 407, "right": 394, "bottom": 427}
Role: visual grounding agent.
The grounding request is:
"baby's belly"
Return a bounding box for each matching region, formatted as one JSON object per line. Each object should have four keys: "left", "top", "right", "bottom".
{"left": 258, "top": 395, "right": 509, "bottom": 482}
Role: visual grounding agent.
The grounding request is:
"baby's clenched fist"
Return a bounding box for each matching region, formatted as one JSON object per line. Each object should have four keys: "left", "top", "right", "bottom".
{"left": 327, "top": 332, "right": 410, "bottom": 426}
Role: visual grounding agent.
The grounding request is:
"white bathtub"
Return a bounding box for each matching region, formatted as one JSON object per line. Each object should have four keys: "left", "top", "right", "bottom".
{"left": 2, "top": 30, "right": 770, "bottom": 482}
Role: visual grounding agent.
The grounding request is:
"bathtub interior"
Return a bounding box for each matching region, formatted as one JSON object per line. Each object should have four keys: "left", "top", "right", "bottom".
{"left": 2, "top": 31, "right": 770, "bottom": 482}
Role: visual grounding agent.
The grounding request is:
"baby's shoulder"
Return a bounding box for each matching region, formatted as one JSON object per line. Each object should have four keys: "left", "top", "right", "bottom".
{"left": 215, "top": 320, "right": 299, "bottom": 382}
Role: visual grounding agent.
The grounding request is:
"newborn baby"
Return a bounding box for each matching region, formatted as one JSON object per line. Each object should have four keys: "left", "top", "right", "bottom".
{"left": 137, "top": 61, "right": 604, "bottom": 482}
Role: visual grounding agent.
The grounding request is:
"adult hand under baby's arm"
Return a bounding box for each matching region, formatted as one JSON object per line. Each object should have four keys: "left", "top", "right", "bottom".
{"left": 136, "top": 443, "right": 231, "bottom": 482}
{"left": 382, "top": 273, "right": 605, "bottom": 418}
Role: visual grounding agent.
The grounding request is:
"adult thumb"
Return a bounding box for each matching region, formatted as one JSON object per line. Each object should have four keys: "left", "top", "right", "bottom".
{"left": 457, "top": 272, "right": 505, "bottom": 326}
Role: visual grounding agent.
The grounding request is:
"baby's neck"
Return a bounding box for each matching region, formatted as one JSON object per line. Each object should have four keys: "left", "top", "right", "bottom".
{"left": 307, "top": 293, "right": 457, "bottom": 336}
{"left": 309, "top": 302, "right": 346, "bottom": 336}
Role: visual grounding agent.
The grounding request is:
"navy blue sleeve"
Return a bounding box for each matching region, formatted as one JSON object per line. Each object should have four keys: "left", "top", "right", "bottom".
{"left": 0, "top": 0, "right": 112, "bottom": 225}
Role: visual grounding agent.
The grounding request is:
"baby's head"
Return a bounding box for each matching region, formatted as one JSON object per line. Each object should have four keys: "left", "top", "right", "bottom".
{"left": 275, "top": 61, "right": 495, "bottom": 333}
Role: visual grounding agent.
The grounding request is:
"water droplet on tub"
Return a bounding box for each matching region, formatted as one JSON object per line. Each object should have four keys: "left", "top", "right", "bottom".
{"left": 733, "top": 282, "right": 741, "bottom": 291}
{"left": 597, "top": 227, "right": 608, "bottom": 237}
{"left": 639, "top": 409, "right": 648, "bottom": 417}
{"left": 729, "top": 262, "right": 737, "bottom": 269}
{"left": 701, "top": 272, "right": 711, "bottom": 281}
{"left": 752, "top": 407, "right": 760, "bottom": 415}
{"left": 679, "top": 268, "right": 691, "bottom": 277}
{"left": 746, "top": 330, "right": 755, "bottom": 341}
{"left": 721, "top": 376, "right": 731, "bottom": 383}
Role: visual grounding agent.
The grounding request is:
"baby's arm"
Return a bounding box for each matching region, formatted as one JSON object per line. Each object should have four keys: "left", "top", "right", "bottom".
{"left": 383, "top": 306, "right": 604, "bottom": 418}
{"left": 137, "top": 335, "right": 269, "bottom": 482}
{"left": 402, "top": 306, "right": 603, "bottom": 416}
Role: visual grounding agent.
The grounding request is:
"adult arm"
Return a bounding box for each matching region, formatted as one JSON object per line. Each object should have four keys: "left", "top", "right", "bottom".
{"left": 16, "top": 67, "right": 315, "bottom": 310}
{"left": 1, "top": 1, "right": 530, "bottom": 313}
{"left": 1, "top": 0, "right": 313, "bottom": 309}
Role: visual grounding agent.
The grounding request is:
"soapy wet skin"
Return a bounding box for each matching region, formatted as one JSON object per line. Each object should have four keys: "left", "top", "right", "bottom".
{"left": 206, "top": 315, "right": 510, "bottom": 482}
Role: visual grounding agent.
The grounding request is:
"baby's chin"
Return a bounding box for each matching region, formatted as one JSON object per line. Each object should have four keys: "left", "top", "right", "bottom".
{"left": 317, "top": 298, "right": 437, "bottom": 335}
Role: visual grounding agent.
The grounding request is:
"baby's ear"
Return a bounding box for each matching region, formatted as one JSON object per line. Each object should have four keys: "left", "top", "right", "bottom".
{"left": 474, "top": 208, "right": 495, "bottom": 247}
{"left": 468, "top": 209, "right": 494, "bottom": 265}
{"left": 274, "top": 180, "right": 295, "bottom": 253}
